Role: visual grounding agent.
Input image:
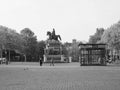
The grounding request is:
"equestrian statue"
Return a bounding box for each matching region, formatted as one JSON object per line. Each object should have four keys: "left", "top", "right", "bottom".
{"left": 47, "top": 28, "right": 61, "bottom": 41}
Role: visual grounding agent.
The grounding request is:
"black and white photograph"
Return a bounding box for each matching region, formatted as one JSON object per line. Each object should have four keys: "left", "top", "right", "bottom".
{"left": 0, "top": 0, "right": 120, "bottom": 90}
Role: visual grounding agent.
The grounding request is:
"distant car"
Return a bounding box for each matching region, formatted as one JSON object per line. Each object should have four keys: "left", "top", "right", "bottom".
{"left": 0, "top": 58, "right": 7, "bottom": 64}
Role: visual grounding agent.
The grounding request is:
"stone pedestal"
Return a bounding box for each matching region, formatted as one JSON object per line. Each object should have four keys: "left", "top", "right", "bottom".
{"left": 44, "top": 40, "right": 64, "bottom": 62}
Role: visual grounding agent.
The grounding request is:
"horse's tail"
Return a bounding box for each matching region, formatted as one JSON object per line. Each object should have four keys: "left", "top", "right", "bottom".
{"left": 58, "top": 35, "right": 62, "bottom": 40}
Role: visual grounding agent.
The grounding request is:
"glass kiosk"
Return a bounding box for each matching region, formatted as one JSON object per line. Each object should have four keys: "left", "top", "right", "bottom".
{"left": 79, "top": 44, "right": 106, "bottom": 66}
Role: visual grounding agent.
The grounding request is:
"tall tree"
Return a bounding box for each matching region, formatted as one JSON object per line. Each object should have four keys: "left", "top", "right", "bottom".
{"left": 0, "top": 25, "right": 24, "bottom": 61}
{"left": 20, "top": 28, "right": 37, "bottom": 61}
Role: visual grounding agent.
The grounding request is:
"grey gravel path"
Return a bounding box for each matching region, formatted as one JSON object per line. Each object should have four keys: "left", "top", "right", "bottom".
{"left": 0, "top": 63, "right": 120, "bottom": 90}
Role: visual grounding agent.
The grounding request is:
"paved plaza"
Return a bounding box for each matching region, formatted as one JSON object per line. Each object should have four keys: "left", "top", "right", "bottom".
{"left": 0, "top": 62, "right": 120, "bottom": 90}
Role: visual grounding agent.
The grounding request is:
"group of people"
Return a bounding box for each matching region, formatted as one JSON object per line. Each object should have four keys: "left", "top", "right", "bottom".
{"left": 39, "top": 57, "right": 54, "bottom": 66}
{"left": 106, "top": 54, "right": 119, "bottom": 64}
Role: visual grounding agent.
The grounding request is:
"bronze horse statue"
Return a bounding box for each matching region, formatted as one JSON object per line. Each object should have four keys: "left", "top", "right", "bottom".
{"left": 47, "top": 30, "right": 61, "bottom": 41}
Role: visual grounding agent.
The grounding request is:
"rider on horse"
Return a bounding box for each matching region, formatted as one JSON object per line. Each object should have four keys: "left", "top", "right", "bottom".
{"left": 47, "top": 28, "right": 61, "bottom": 41}
{"left": 52, "top": 28, "right": 56, "bottom": 37}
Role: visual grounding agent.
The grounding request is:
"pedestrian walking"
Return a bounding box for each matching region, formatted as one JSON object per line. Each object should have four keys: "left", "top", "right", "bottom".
{"left": 50, "top": 57, "right": 54, "bottom": 66}
{"left": 39, "top": 57, "right": 43, "bottom": 66}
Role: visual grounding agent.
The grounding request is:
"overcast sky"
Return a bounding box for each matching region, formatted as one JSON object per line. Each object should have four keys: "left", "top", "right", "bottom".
{"left": 0, "top": 0, "right": 120, "bottom": 42}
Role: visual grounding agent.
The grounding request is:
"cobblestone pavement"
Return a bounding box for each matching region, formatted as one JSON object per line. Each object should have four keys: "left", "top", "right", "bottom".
{"left": 0, "top": 63, "right": 120, "bottom": 90}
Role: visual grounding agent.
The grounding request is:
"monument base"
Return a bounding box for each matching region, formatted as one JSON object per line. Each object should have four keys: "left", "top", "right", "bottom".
{"left": 43, "top": 55, "right": 66, "bottom": 63}
{"left": 44, "top": 39, "right": 67, "bottom": 63}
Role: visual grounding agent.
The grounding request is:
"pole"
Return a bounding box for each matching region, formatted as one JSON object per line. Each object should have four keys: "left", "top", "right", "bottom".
{"left": 0, "top": 44, "right": 2, "bottom": 58}
{"left": 9, "top": 50, "right": 10, "bottom": 63}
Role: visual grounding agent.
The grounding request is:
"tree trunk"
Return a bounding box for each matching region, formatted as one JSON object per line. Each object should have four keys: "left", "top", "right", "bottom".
{"left": 9, "top": 50, "right": 10, "bottom": 63}
{"left": 24, "top": 54, "right": 26, "bottom": 62}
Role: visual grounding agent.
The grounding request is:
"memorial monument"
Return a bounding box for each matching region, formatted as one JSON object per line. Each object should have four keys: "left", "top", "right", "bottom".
{"left": 44, "top": 28, "right": 64, "bottom": 62}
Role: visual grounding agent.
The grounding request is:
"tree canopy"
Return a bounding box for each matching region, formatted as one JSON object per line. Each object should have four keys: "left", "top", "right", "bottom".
{"left": 0, "top": 26, "right": 46, "bottom": 62}
{"left": 100, "top": 21, "right": 120, "bottom": 50}
{"left": 89, "top": 28, "right": 104, "bottom": 44}
{"left": 0, "top": 25, "right": 23, "bottom": 51}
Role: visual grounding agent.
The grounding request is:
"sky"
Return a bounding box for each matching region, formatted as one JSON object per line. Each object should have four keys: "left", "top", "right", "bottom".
{"left": 0, "top": 0, "right": 120, "bottom": 42}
